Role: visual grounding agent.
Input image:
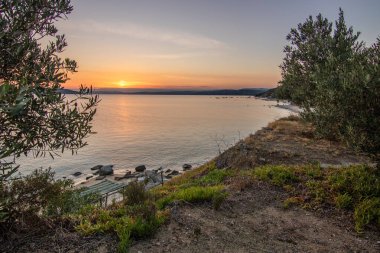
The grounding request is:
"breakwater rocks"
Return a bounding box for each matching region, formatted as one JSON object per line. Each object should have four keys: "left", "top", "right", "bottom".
{"left": 71, "top": 163, "right": 194, "bottom": 187}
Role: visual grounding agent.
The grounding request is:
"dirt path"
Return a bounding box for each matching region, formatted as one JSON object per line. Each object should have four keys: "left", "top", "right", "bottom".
{"left": 130, "top": 181, "right": 379, "bottom": 253}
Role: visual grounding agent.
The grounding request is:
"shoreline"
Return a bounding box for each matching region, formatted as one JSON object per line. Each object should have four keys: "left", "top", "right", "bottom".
{"left": 4, "top": 115, "right": 379, "bottom": 253}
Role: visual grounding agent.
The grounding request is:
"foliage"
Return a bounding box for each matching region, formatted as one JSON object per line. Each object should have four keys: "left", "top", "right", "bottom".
{"left": 156, "top": 185, "right": 225, "bottom": 210}
{"left": 0, "top": 0, "right": 99, "bottom": 179}
{"left": 122, "top": 181, "right": 151, "bottom": 206}
{"left": 276, "top": 8, "right": 380, "bottom": 156}
{"left": 0, "top": 169, "right": 98, "bottom": 232}
{"left": 75, "top": 185, "right": 167, "bottom": 253}
{"left": 196, "top": 168, "right": 233, "bottom": 185}
{"left": 252, "top": 164, "right": 380, "bottom": 232}
{"left": 253, "top": 165, "right": 299, "bottom": 186}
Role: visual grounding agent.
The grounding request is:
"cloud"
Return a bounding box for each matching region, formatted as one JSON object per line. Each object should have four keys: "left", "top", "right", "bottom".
{"left": 78, "top": 20, "right": 226, "bottom": 49}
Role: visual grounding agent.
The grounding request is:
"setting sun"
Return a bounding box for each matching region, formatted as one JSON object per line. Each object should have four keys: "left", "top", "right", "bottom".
{"left": 118, "top": 80, "right": 128, "bottom": 87}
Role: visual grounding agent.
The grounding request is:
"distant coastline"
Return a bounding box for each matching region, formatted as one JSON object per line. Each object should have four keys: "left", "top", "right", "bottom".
{"left": 58, "top": 88, "right": 269, "bottom": 96}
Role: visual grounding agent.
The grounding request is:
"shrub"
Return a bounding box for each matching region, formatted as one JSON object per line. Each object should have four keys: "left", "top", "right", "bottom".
{"left": 354, "top": 198, "right": 380, "bottom": 232}
{"left": 0, "top": 168, "right": 97, "bottom": 232}
{"left": 122, "top": 181, "right": 151, "bottom": 206}
{"left": 156, "top": 185, "right": 225, "bottom": 209}
{"left": 277, "top": 8, "right": 380, "bottom": 156}
{"left": 283, "top": 197, "right": 304, "bottom": 209}
{"left": 253, "top": 165, "right": 298, "bottom": 186}
{"left": 335, "top": 193, "right": 352, "bottom": 209}
{"left": 196, "top": 168, "right": 233, "bottom": 185}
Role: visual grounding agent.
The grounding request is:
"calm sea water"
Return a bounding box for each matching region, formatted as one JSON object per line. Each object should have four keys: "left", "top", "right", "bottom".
{"left": 18, "top": 95, "right": 290, "bottom": 179}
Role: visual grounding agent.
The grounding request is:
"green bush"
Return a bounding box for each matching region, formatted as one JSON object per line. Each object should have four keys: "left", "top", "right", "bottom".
{"left": 0, "top": 169, "right": 97, "bottom": 232}
{"left": 354, "top": 198, "right": 380, "bottom": 232}
{"left": 252, "top": 164, "right": 379, "bottom": 232}
{"left": 76, "top": 184, "right": 167, "bottom": 252}
{"left": 277, "top": 8, "right": 380, "bottom": 156}
{"left": 335, "top": 193, "right": 352, "bottom": 209}
{"left": 196, "top": 168, "right": 233, "bottom": 185}
{"left": 122, "top": 181, "right": 151, "bottom": 206}
{"left": 253, "top": 165, "right": 298, "bottom": 186}
{"left": 156, "top": 185, "right": 225, "bottom": 209}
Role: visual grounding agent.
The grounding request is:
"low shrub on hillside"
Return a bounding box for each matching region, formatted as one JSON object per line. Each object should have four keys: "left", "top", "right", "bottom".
{"left": 252, "top": 164, "right": 380, "bottom": 232}
{"left": 0, "top": 169, "right": 98, "bottom": 234}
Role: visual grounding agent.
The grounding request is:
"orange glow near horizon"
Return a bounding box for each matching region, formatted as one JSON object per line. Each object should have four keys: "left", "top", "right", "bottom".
{"left": 64, "top": 70, "right": 281, "bottom": 90}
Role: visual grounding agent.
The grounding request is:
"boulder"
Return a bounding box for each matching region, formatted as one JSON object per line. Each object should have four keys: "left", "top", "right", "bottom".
{"left": 114, "top": 171, "right": 132, "bottom": 181}
{"left": 135, "top": 165, "right": 146, "bottom": 172}
{"left": 99, "top": 165, "right": 114, "bottom": 176}
{"left": 145, "top": 170, "right": 162, "bottom": 183}
{"left": 91, "top": 165, "right": 103, "bottom": 171}
{"left": 72, "top": 172, "right": 82, "bottom": 177}
{"left": 168, "top": 170, "right": 179, "bottom": 176}
{"left": 182, "top": 164, "right": 192, "bottom": 170}
{"left": 96, "top": 176, "right": 106, "bottom": 180}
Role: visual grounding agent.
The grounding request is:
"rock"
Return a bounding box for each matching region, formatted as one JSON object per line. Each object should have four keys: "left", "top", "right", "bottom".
{"left": 153, "top": 167, "right": 163, "bottom": 173}
{"left": 91, "top": 165, "right": 103, "bottom": 171}
{"left": 72, "top": 172, "right": 82, "bottom": 177}
{"left": 145, "top": 170, "right": 162, "bottom": 183}
{"left": 182, "top": 164, "right": 192, "bottom": 170}
{"left": 96, "top": 176, "right": 106, "bottom": 180}
{"left": 135, "top": 165, "right": 146, "bottom": 172}
{"left": 258, "top": 157, "right": 266, "bottom": 162}
{"left": 168, "top": 170, "right": 179, "bottom": 176}
{"left": 99, "top": 165, "right": 114, "bottom": 176}
{"left": 93, "top": 170, "right": 99, "bottom": 175}
{"left": 165, "top": 175, "right": 172, "bottom": 179}
{"left": 86, "top": 175, "right": 93, "bottom": 180}
{"left": 165, "top": 169, "right": 171, "bottom": 173}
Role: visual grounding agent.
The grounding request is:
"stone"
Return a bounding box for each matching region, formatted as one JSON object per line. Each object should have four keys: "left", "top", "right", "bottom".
{"left": 135, "top": 165, "right": 146, "bottom": 172}
{"left": 72, "top": 172, "right": 82, "bottom": 177}
{"left": 182, "top": 164, "right": 192, "bottom": 170}
{"left": 99, "top": 165, "right": 114, "bottom": 176}
{"left": 91, "top": 165, "right": 103, "bottom": 171}
{"left": 258, "top": 157, "right": 266, "bottom": 162}
{"left": 165, "top": 169, "right": 171, "bottom": 173}
{"left": 96, "top": 176, "right": 106, "bottom": 180}
{"left": 86, "top": 175, "right": 93, "bottom": 180}
{"left": 168, "top": 170, "right": 179, "bottom": 176}
{"left": 93, "top": 170, "right": 99, "bottom": 175}
{"left": 145, "top": 170, "right": 162, "bottom": 183}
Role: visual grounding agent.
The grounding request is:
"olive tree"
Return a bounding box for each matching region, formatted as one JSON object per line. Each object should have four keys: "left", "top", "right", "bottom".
{"left": 0, "top": 0, "right": 99, "bottom": 180}
{"left": 277, "top": 9, "right": 380, "bottom": 157}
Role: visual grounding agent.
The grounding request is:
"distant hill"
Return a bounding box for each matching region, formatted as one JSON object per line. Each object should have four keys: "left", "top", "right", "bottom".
{"left": 59, "top": 88, "right": 269, "bottom": 96}
{"left": 57, "top": 89, "right": 78, "bottom": 94}
{"left": 255, "top": 88, "right": 277, "bottom": 99}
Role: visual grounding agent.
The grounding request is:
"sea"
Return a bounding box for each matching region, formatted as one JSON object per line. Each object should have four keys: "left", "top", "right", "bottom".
{"left": 17, "top": 95, "right": 291, "bottom": 181}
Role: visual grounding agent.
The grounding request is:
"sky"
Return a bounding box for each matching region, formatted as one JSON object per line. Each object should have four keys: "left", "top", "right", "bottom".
{"left": 58, "top": 0, "right": 380, "bottom": 90}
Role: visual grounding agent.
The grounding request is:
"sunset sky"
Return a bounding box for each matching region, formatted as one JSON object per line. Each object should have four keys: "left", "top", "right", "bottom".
{"left": 58, "top": 0, "right": 380, "bottom": 90}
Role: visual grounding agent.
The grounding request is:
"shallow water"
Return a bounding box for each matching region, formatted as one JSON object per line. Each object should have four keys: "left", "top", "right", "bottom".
{"left": 17, "top": 95, "right": 290, "bottom": 178}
